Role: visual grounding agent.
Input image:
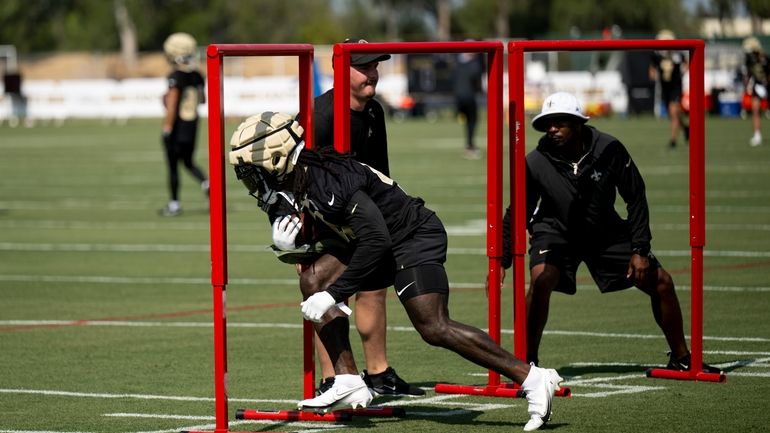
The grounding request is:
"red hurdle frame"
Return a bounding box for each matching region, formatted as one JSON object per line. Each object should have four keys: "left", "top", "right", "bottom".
{"left": 507, "top": 39, "right": 725, "bottom": 383}
{"left": 195, "top": 43, "right": 401, "bottom": 433}
{"left": 189, "top": 43, "right": 315, "bottom": 433}
{"left": 331, "top": 40, "right": 529, "bottom": 396}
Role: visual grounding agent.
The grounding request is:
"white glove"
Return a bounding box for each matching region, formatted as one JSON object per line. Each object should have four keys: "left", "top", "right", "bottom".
{"left": 301, "top": 291, "right": 352, "bottom": 322}
{"left": 272, "top": 215, "right": 302, "bottom": 251}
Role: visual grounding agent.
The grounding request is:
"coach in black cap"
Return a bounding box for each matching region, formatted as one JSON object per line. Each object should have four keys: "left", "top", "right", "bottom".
{"left": 298, "top": 39, "right": 422, "bottom": 399}
{"left": 342, "top": 37, "right": 391, "bottom": 66}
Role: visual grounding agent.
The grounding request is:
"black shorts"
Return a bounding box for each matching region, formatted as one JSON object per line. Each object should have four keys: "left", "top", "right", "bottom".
{"left": 528, "top": 230, "right": 661, "bottom": 295}
{"left": 661, "top": 83, "right": 683, "bottom": 105}
{"left": 391, "top": 213, "right": 449, "bottom": 301}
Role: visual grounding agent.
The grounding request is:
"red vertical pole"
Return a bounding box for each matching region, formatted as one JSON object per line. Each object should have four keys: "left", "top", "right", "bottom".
{"left": 206, "top": 44, "right": 229, "bottom": 433}
{"left": 485, "top": 44, "right": 504, "bottom": 387}
{"left": 297, "top": 51, "right": 317, "bottom": 399}
{"left": 508, "top": 42, "right": 528, "bottom": 362}
{"left": 332, "top": 45, "right": 351, "bottom": 153}
{"left": 688, "top": 42, "right": 706, "bottom": 377}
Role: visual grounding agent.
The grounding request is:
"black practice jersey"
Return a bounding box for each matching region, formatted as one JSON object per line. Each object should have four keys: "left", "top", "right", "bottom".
{"left": 650, "top": 50, "right": 685, "bottom": 88}
{"left": 502, "top": 126, "right": 651, "bottom": 267}
{"left": 167, "top": 69, "right": 205, "bottom": 143}
{"left": 299, "top": 157, "right": 433, "bottom": 301}
{"left": 744, "top": 51, "right": 770, "bottom": 86}
{"left": 313, "top": 89, "right": 390, "bottom": 176}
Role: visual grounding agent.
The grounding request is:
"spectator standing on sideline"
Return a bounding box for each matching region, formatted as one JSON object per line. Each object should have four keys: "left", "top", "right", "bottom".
{"left": 300, "top": 38, "right": 422, "bottom": 397}
{"left": 499, "top": 92, "right": 722, "bottom": 374}
{"left": 741, "top": 36, "right": 770, "bottom": 147}
{"left": 159, "top": 32, "right": 208, "bottom": 217}
{"left": 649, "top": 29, "right": 689, "bottom": 149}
{"left": 452, "top": 51, "right": 484, "bottom": 159}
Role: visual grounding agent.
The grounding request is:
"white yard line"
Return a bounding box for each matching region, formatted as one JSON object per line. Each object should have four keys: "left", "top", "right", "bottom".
{"left": 2, "top": 319, "right": 769, "bottom": 344}
{"left": 3, "top": 242, "right": 770, "bottom": 259}
{"left": 2, "top": 319, "right": 770, "bottom": 344}
{"left": 3, "top": 273, "right": 770, "bottom": 293}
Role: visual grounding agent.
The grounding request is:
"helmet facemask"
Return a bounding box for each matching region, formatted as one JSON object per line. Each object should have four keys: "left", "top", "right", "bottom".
{"left": 234, "top": 163, "right": 299, "bottom": 214}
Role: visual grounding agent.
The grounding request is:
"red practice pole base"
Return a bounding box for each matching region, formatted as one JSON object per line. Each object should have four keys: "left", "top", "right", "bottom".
{"left": 646, "top": 368, "right": 727, "bottom": 383}
{"left": 182, "top": 431, "right": 286, "bottom": 433}
{"left": 236, "top": 406, "right": 405, "bottom": 422}
{"left": 435, "top": 382, "right": 571, "bottom": 398}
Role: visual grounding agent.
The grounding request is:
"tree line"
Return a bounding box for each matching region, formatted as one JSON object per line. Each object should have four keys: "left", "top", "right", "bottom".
{"left": 1, "top": 0, "right": 768, "bottom": 55}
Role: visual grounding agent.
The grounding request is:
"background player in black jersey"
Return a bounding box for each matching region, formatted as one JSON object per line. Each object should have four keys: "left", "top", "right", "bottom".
{"left": 302, "top": 38, "right": 421, "bottom": 397}
{"left": 648, "top": 29, "right": 689, "bottom": 149}
{"left": 451, "top": 50, "right": 484, "bottom": 160}
{"left": 741, "top": 36, "right": 770, "bottom": 147}
{"left": 229, "top": 111, "right": 563, "bottom": 432}
{"left": 158, "top": 32, "right": 209, "bottom": 217}
{"left": 499, "top": 92, "right": 721, "bottom": 375}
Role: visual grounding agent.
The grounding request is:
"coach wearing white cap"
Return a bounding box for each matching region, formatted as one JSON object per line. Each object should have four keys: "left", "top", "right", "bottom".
{"left": 499, "top": 91, "right": 722, "bottom": 374}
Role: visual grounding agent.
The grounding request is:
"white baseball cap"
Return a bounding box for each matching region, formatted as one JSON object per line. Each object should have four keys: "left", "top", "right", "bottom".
{"left": 531, "top": 92, "right": 590, "bottom": 132}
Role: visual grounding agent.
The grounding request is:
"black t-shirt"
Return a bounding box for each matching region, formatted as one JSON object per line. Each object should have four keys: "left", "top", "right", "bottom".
{"left": 312, "top": 89, "right": 390, "bottom": 176}
{"left": 167, "top": 69, "right": 205, "bottom": 143}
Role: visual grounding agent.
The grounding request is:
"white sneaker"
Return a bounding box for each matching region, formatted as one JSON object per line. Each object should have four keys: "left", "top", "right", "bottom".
{"left": 297, "top": 374, "right": 372, "bottom": 413}
{"left": 522, "top": 366, "right": 563, "bottom": 431}
{"left": 750, "top": 133, "right": 762, "bottom": 147}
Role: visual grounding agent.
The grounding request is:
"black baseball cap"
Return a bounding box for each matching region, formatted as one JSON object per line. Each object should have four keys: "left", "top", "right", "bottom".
{"left": 343, "top": 38, "right": 391, "bottom": 66}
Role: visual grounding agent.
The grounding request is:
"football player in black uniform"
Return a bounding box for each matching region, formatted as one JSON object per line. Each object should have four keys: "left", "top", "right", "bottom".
{"left": 500, "top": 92, "right": 721, "bottom": 375}
{"left": 304, "top": 39, "right": 422, "bottom": 397}
{"left": 229, "top": 111, "right": 563, "bottom": 432}
{"left": 649, "top": 29, "right": 689, "bottom": 149}
{"left": 741, "top": 36, "right": 770, "bottom": 146}
{"left": 159, "top": 32, "right": 208, "bottom": 216}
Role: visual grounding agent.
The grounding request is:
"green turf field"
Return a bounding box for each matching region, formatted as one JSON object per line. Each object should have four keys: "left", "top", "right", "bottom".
{"left": 1, "top": 113, "right": 769, "bottom": 433}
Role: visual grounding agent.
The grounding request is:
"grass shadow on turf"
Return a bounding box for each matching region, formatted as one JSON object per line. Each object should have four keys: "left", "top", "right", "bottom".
{"left": 557, "top": 364, "right": 658, "bottom": 376}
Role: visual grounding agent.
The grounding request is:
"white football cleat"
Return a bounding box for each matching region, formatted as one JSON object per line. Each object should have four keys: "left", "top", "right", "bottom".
{"left": 522, "top": 366, "right": 563, "bottom": 431}
{"left": 297, "top": 374, "right": 372, "bottom": 413}
{"left": 750, "top": 133, "right": 762, "bottom": 147}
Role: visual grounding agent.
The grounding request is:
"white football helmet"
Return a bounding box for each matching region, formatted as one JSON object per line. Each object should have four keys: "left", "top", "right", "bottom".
{"left": 229, "top": 111, "right": 305, "bottom": 177}
{"left": 163, "top": 32, "right": 198, "bottom": 71}
{"left": 230, "top": 112, "right": 305, "bottom": 212}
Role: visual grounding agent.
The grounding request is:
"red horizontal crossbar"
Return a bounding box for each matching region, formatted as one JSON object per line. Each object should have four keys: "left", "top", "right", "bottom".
{"left": 236, "top": 406, "right": 404, "bottom": 422}
{"left": 646, "top": 368, "right": 727, "bottom": 383}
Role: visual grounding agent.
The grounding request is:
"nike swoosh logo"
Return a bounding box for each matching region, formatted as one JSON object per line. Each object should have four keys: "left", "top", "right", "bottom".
{"left": 538, "top": 249, "right": 550, "bottom": 255}
{"left": 334, "top": 385, "right": 359, "bottom": 398}
{"left": 327, "top": 193, "right": 335, "bottom": 206}
{"left": 397, "top": 281, "right": 416, "bottom": 296}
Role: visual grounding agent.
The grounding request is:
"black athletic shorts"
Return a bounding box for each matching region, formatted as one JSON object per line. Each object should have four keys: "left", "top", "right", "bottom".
{"left": 391, "top": 213, "right": 449, "bottom": 301}
{"left": 661, "top": 83, "right": 683, "bottom": 105}
{"left": 528, "top": 230, "right": 661, "bottom": 295}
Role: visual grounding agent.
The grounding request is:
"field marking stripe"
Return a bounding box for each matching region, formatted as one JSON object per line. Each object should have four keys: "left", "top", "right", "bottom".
{"left": 104, "top": 413, "right": 213, "bottom": 420}
{"left": 5, "top": 219, "right": 770, "bottom": 233}
{"left": 0, "top": 302, "right": 297, "bottom": 333}
{"left": 0, "top": 388, "right": 295, "bottom": 404}
{"left": 0, "top": 431, "right": 95, "bottom": 433}
{"left": 2, "top": 274, "right": 770, "bottom": 293}
{"left": 2, "top": 320, "right": 768, "bottom": 344}
{"left": 3, "top": 242, "right": 770, "bottom": 259}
